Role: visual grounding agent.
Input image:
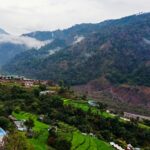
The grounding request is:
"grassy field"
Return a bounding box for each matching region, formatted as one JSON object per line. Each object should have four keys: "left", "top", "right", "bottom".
{"left": 63, "top": 98, "right": 115, "bottom": 118}
{"left": 63, "top": 98, "right": 150, "bottom": 130}
{"left": 13, "top": 112, "right": 114, "bottom": 150}
{"left": 13, "top": 112, "right": 50, "bottom": 150}
{"left": 57, "top": 122, "right": 114, "bottom": 150}
{"left": 71, "top": 132, "right": 114, "bottom": 150}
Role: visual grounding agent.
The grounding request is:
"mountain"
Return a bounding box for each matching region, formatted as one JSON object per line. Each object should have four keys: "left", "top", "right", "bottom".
{"left": 0, "top": 28, "right": 8, "bottom": 35}
{"left": 3, "top": 13, "right": 150, "bottom": 86}
{"left": 2, "top": 13, "right": 150, "bottom": 114}
{"left": 0, "top": 43, "right": 27, "bottom": 68}
{"left": 0, "top": 29, "right": 26, "bottom": 67}
{"left": 23, "top": 22, "right": 113, "bottom": 42}
{"left": 0, "top": 29, "right": 50, "bottom": 68}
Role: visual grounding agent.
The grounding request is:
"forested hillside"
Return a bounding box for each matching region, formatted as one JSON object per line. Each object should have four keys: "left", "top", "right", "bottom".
{"left": 3, "top": 13, "right": 150, "bottom": 87}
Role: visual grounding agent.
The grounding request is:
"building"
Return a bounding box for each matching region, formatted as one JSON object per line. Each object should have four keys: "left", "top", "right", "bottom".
{"left": 9, "top": 115, "right": 27, "bottom": 131}
{"left": 22, "top": 80, "right": 34, "bottom": 88}
{"left": 8, "top": 115, "right": 17, "bottom": 121}
{"left": 124, "top": 112, "right": 150, "bottom": 121}
{"left": 0, "top": 128, "right": 6, "bottom": 147}
{"left": 0, "top": 75, "right": 46, "bottom": 88}
{"left": 14, "top": 121, "right": 27, "bottom": 131}
{"left": 88, "top": 100, "right": 98, "bottom": 107}
{"left": 110, "top": 142, "right": 124, "bottom": 150}
{"left": 40, "top": 90, "right": 56, "bottom": 96}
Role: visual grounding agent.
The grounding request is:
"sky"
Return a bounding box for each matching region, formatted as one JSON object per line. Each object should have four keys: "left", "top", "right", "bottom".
{"left": 0, "top": 0, "right": 149, "bottom": 35}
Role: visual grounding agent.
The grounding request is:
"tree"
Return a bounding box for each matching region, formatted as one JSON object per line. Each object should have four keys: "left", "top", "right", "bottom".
{"left": 97, "top": 102, "right": 107, "bottom": 113}
{"left": 58, "top": 80, "right": 64, "bottom": 87}
{"left": 51, "top": 96, "right": 63, "bottom": 108}
{"left": 24, "top": 118, "right": 34, "bottom": 132}
{"left": 33, "top": 88, "right": 40, "bottom": 97}
{"left": 0, "top": 116, "right": 11, "bottom": 130}
{"left": 81, "top": 94, "right": 87, "bottom": 101}
{"left": 4, "top": 131, "right": 34, "bottom": 150}
{"left": 55, "top": 139, "right": 71, "bottom": 150}
{"left": 39, "top": 84, "right": 46, "bottom": 91}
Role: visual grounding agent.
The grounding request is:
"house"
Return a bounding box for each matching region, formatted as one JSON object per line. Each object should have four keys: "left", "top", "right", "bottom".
{"left": 8, "top": 115, "right": 17, "bottom": 121}
{"left": 22, "top": 80, "right": 34, "bottom": 88}
{"left": 125, "top": 144, "right": 133, "bottom": 150}
{"left": 40, "top": 90, "right": 56, "bottom": 96}
{"left": 88, "top": 100, "right": 98, "bottom": 107}
{"left": 0, "top": 128, "right": 6, "bottom": 146}
{"left": 89, "top": 133, "right": 96, "bottom": 137}
{"left": 110, "top": 142, "right": 124, "bottom": 150}
{"left": 106, "top": 110, "right": 110, "bottom": 113}
{"left": 9, "top": 116, "right": 26, "bottom": 131}
{"left": 48, "top": 126, "right": 58, "bottom": 133}
{"left": 38, "top": 115, "right": 45, "bottom": 121}
{"left": 14, "top": 120, "right": 27, "bottom": 131}
{"left": 40, "top": 80, "right": 49, "bottom": 85}
{"left": 124, "top": 112, "right": 150, "bottom": 121}
{"left": 82, "top": 133, "right": 87, "bottom": 136}
{"left": 120, "top": 117, "right": 130, "bottom": 122}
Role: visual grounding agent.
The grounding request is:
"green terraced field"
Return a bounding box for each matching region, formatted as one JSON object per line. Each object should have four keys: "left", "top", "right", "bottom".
{"left": 71, "top": 131, "right": 113, "bottom": 150}
{"left": 63, "top": 98, "right": 114, "bottom": 118}
{"left": 58, "top": 122, "right": 114, "bottom": 150}
{"left": 13, "top": 112, "right": 50, "bottom": 150}
{"left": 13, "top": 112, "right": 114, "bottom": 150}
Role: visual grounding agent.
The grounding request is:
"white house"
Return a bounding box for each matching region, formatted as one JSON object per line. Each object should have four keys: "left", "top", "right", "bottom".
{"left": 40, "top": 90, "right": 56, "bottom": 96}
{"left": 14, "top": 121, "right": 27, "bottom": 131}
{"left": 110, "top": 142, "right": 124, "bottom": 150}
{"left": 88, "top": 100, "right": 98, "bottom": 107}
{"left": 0, "top": 128, "right": 6, "bottom": 146}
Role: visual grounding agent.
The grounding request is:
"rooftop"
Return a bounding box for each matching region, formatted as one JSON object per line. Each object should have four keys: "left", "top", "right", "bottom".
{"left": 0, "top": 128, "right": 6, "bottom": 137}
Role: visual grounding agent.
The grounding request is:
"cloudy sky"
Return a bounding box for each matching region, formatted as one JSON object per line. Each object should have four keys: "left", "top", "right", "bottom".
{"left": 0, "top": 0, "right": 149, "bottom": 34}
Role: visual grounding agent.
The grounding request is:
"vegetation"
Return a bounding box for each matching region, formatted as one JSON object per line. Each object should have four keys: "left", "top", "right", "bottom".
{"left": 0, "top": 83, "right": 149, "bottom": 149}
{"left": 13, "top": 112, "right": 49, "bottom": 150}
{"left": 4, "top": 131, "right": 34, "bottom": 150}
{"left": 57, "top": 123, "right": 114, "bottom": 150}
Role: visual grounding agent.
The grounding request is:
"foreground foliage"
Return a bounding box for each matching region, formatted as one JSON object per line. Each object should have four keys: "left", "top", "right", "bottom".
{"left": 0, "top": 84, "right": 149, "bottom": 149}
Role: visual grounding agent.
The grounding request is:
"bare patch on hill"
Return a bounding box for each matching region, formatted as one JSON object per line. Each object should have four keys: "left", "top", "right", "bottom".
{"left": 72, "top": 77, "right": 150, "bottom": 116}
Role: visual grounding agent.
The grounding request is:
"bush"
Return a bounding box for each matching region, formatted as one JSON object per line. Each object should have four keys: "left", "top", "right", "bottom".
{"left": 55, "top": 139, "right": 71, "bottom": 150}
{"left": 0, "top": 116, "right": 11, "bottom": 130}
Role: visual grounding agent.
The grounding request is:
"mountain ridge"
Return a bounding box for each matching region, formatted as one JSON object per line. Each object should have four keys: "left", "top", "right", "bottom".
{"left": 0, "top": 28, "right": 8, "bottom": 35}
{"left": 2, "top": 13, "right": 150, "bottom": 87}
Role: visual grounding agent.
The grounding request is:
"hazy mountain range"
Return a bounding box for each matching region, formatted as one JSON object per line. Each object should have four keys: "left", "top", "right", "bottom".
{"left": 0, "top": 29, "right": 50, "bottom": 67}
{"left": 2, "top": 13, "right": 150, "bottom": 86}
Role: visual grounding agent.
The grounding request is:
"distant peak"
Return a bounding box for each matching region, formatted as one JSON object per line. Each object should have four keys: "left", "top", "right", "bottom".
{"left": 0, "top": 28, "right": 8, "bottom": 35}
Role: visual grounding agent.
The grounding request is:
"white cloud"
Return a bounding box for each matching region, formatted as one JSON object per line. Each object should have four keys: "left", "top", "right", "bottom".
{"left": 0, "top": 0, "right": 149, "bottom": 34}
{"left": 0, "top": 34, "right": 51, "bottom": 48}
{"left": 73, "top": 36, "right": 85, "bottom": 45}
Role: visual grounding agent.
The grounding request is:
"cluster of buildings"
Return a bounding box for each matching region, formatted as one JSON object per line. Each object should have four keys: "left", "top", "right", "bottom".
{"left": 110, "top": 142, "right": 140, "bottom": 150}
{"left": 124, "top": 112, "right": 150, "bottom": 121}
{"left": 0, "top": 75, "right": 49, "bottom": 88}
